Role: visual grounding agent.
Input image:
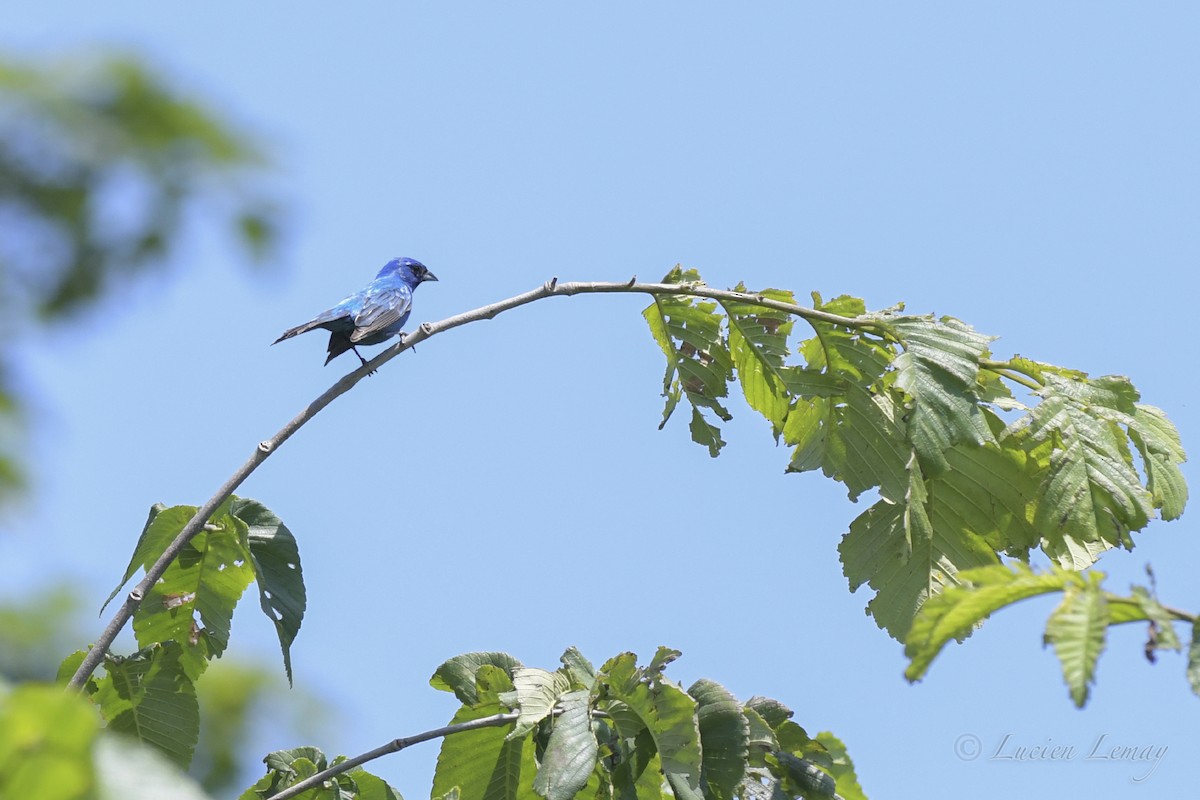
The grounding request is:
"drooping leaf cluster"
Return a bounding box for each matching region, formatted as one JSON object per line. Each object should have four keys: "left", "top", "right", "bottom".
{"left": 244, "top": 648, "right": 866, "bottom": 800}
{"left": 643, "top": 267, "right": 1188, "bottom": 640}
{"left": 62, "top": 495, "right": 305, "bottom": 769}
{"left": 904, "top": 562, "right": 1197, "bottom": 708}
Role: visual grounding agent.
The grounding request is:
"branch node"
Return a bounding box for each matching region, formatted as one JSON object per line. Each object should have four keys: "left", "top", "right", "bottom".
{"left": 420, "top": 322, "right": 434, "bottom": 335}
{"left": 546, "top": 276, "right": 558, "bottom": 291}
{"left": 627, "top": 275, "right": 637, "bottom": 287}
{"left": 129, "top": 588, "right": 143, "bottom": 602}
{"left": 258, "top": 440, "right": 273, "bottom": 454}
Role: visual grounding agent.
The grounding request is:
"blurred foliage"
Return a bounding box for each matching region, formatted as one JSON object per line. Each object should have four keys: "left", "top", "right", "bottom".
{"left": 0, "top": 586, "right": 318, "bottom": 796}
{"left": 0, "top": 53, "right": 281, "bottom": 502}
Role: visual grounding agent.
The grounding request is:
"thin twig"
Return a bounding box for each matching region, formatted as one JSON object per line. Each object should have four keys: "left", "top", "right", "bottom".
{"left": 63, "top": 278, "right": 890, "bottom": 691}
{"left": 266, "top": 711, "right": 519, "bottom": 800}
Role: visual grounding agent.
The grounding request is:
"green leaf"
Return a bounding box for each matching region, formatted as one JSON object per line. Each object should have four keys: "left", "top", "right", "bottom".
{"left": 904, "top": 563, "right": 1076, "bottom": 681}
{"left": 643, "top": 269, "right": 734, "bottom": 456}
{"left": 724, "top": 287, "right": 796, "bottom": 439}
{"left": 510, "top": 668, "right": 571, "bottom": 739}
{"left": 0, "top": 684, "right": 99, "bottom": 800}
{"left": 597, "top": 653, "right": 703, "bottom": 800}
{"left": 533, "top": 689, "right": 597, "bottom": 800}
{"left": 812, "top": 733, "right": 866, "bottom": 800}
{"left": 231, "top": 497, "right": 307, "bottom": 686}
{"left": 1043, "top": 574, "right": 1109, "bottom": 707}
{"left": 431, "top": 667, "right": 535, "bottom": 800}
{"left": 840, "top": 486, "right": 1000, "bottom": 641}
{"left": 687, "top": 680, "right": 747, "bottom": 800}
{"left": 1126, "top": 404, "right": 1188, "bottom": 521}
{"left": 765, "top": 751, "right": 835, "bottom": 798}
{"left": 94, "top": 642, "right": 199, "bottom": 768}
{"left": 742, "top": 698, "right": 815, "bottom": 762}
{"left": 1013, "top": 374, "right": 1155, "bottom": 568}
{"left": 793, "top": 384, "right": 909, "bottom": 503}
{"left": 559, "top": 647, "right": 596, "bottom": 692}
{"left": 102, "top": 502, "right": 171, "bottom": 613}
{"left": 887, "top": 315, "right": 995, "bottom": 471}
{"left": 350, "top": 769, "right": 404, "bottom": 800}
{"left": 431, "top": 653, "right": 523, "bottom": 705}
{"left": 1188, "top": 620, "right": 1200, "bottom": 699}
{"left": 934, "top": 442, "right": 1042, "bottom": 559}
{"left": 131, "top": 499, "right": 256, "bottom": 682}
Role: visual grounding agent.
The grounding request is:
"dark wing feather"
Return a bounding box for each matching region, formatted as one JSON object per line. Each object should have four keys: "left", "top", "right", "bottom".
{"left": 273, "top": 305, "right": 354, "bottom": 344}
{"left": 349, "top": 286, "right": 412, "bottom": 343}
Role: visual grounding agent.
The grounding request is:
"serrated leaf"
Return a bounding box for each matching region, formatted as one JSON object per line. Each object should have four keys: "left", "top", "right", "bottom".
{"left": 934, "top": 442, "right": 1042, "bottom": 559}
{"left": 801, "top": 385, "right": 908, "bottom": 503}
{"left": 1044, "top": 574, "right": 1109, "bottom": 707}
{"left": 887, "top": 315, "right": 995, "bottom": 471}
{"left": 904, "top": 563, "right": 1075, "bottom": 681}
{"left": 510, "top": 668, "right": 571, "bottom": 739}
{"left": 724, "top": 288, "right": 796, "bottom": 438}
{"left": 559, "top": 647, "right": 596, "bottom": 692}
{"left": 95, "top": 642, "right": 199, "bottom": 768}
{"left": 840, "top": 490, "right": 999, "bottom": 641}
{"left": 1012, "top": 374, "right": 1155, "bottom": 567}
{"left": 432, "top": 667, "right": 535, "bottom": 800}
{"left": 231, "top": 497, "right": 307, "bottom": 686}
{"left": 533, "top": 689, "right": 597, "bottom": 800}
{"left": 643, "top": 269, "right": 734, "bottom": 456}
{"left": 597, "top": 653, "right": 703, "bottom": 800}
{"left": 131, "top": 498, "right": 256, "bottom": 682}
{"left": 1126, "top": 404, "right": 1188, "bottom": 521}
{"left": 431, "top": 653, "right": 523, "bottom": 706}
{"left": 687, "top": 680, "right": 747, "bottom": 800}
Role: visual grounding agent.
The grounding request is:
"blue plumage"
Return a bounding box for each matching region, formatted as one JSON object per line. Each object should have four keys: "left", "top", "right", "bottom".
{"left": 273, "top": 257, "right": 438, "bottom": 369}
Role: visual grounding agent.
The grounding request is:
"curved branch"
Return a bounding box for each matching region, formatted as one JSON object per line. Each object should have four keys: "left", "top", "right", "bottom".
{"left": 66, "top": 277, "right": 869, "bottom": 691}
{"left": 266, "top": 711, "right": 519, "bottom": 800}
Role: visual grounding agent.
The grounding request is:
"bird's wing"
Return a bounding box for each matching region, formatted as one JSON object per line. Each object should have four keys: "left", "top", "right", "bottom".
{"left": 349, "top": 284, "right": 413, "bottom": 343}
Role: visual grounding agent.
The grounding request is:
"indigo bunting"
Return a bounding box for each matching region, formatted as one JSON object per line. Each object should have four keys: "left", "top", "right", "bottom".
{"left": 273, "top": 257, "right": 438, "bottom": 370}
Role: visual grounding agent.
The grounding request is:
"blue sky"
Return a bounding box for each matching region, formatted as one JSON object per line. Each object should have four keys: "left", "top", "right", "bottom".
{"left": 2, "top": 3, "right": 1198, "bottom": 797}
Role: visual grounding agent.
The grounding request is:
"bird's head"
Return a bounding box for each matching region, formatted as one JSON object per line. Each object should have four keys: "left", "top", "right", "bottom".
{"left": 379, "top": 257, "right": 438, "bottom": 286}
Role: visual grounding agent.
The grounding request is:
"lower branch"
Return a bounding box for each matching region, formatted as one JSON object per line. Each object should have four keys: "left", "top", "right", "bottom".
{"left": 266, "top": 712, "right": 519, "bottom": 800}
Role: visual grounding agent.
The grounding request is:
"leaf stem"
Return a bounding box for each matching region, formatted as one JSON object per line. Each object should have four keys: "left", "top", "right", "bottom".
{"left": 979, "top": 359, "right": 1044, "bottom": 391}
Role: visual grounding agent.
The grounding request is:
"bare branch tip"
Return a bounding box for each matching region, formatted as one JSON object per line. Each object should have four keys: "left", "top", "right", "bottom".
{"left": 627, "top": 275, "right": 637, "bottom": 287}
{"left": 545, "top": 276, "right": 559, "bottom": 291}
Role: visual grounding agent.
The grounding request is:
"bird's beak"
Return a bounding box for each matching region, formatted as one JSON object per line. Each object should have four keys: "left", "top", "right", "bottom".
{"left": 424, "top": 272, "right": 439, "bottom": 282}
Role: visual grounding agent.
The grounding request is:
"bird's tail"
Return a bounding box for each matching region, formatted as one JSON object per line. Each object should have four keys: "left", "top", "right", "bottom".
{"left": 272, "top": 319, "right": 325, "bottom": 345}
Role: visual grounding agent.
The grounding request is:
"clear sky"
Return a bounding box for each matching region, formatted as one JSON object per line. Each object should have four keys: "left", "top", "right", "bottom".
{"left": 2, "top": 3, "right": 1198, "bottom": 798}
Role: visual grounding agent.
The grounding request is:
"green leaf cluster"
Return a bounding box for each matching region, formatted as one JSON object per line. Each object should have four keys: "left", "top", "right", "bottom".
{"left": 904, "top": 563, "right": 1197, "bottom": 707}
{"left": 0, "top": 683, "right": 215, "bottom": 800}
{"left": 643, "top": 270, "right": 1188, "bottom": 640}
{"left": 419, "top": 647, "right": 864, "bottom": 800}
{"left": 70, "top": 495, "right": 305, "bottom": 768}
{"left": 240, "top": 746, "right": 401, "bottom": 800}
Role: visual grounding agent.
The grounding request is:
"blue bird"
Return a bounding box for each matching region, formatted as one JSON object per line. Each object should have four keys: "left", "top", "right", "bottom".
{"left": 273, "top": 257, "right": 438, "bottom": 371}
